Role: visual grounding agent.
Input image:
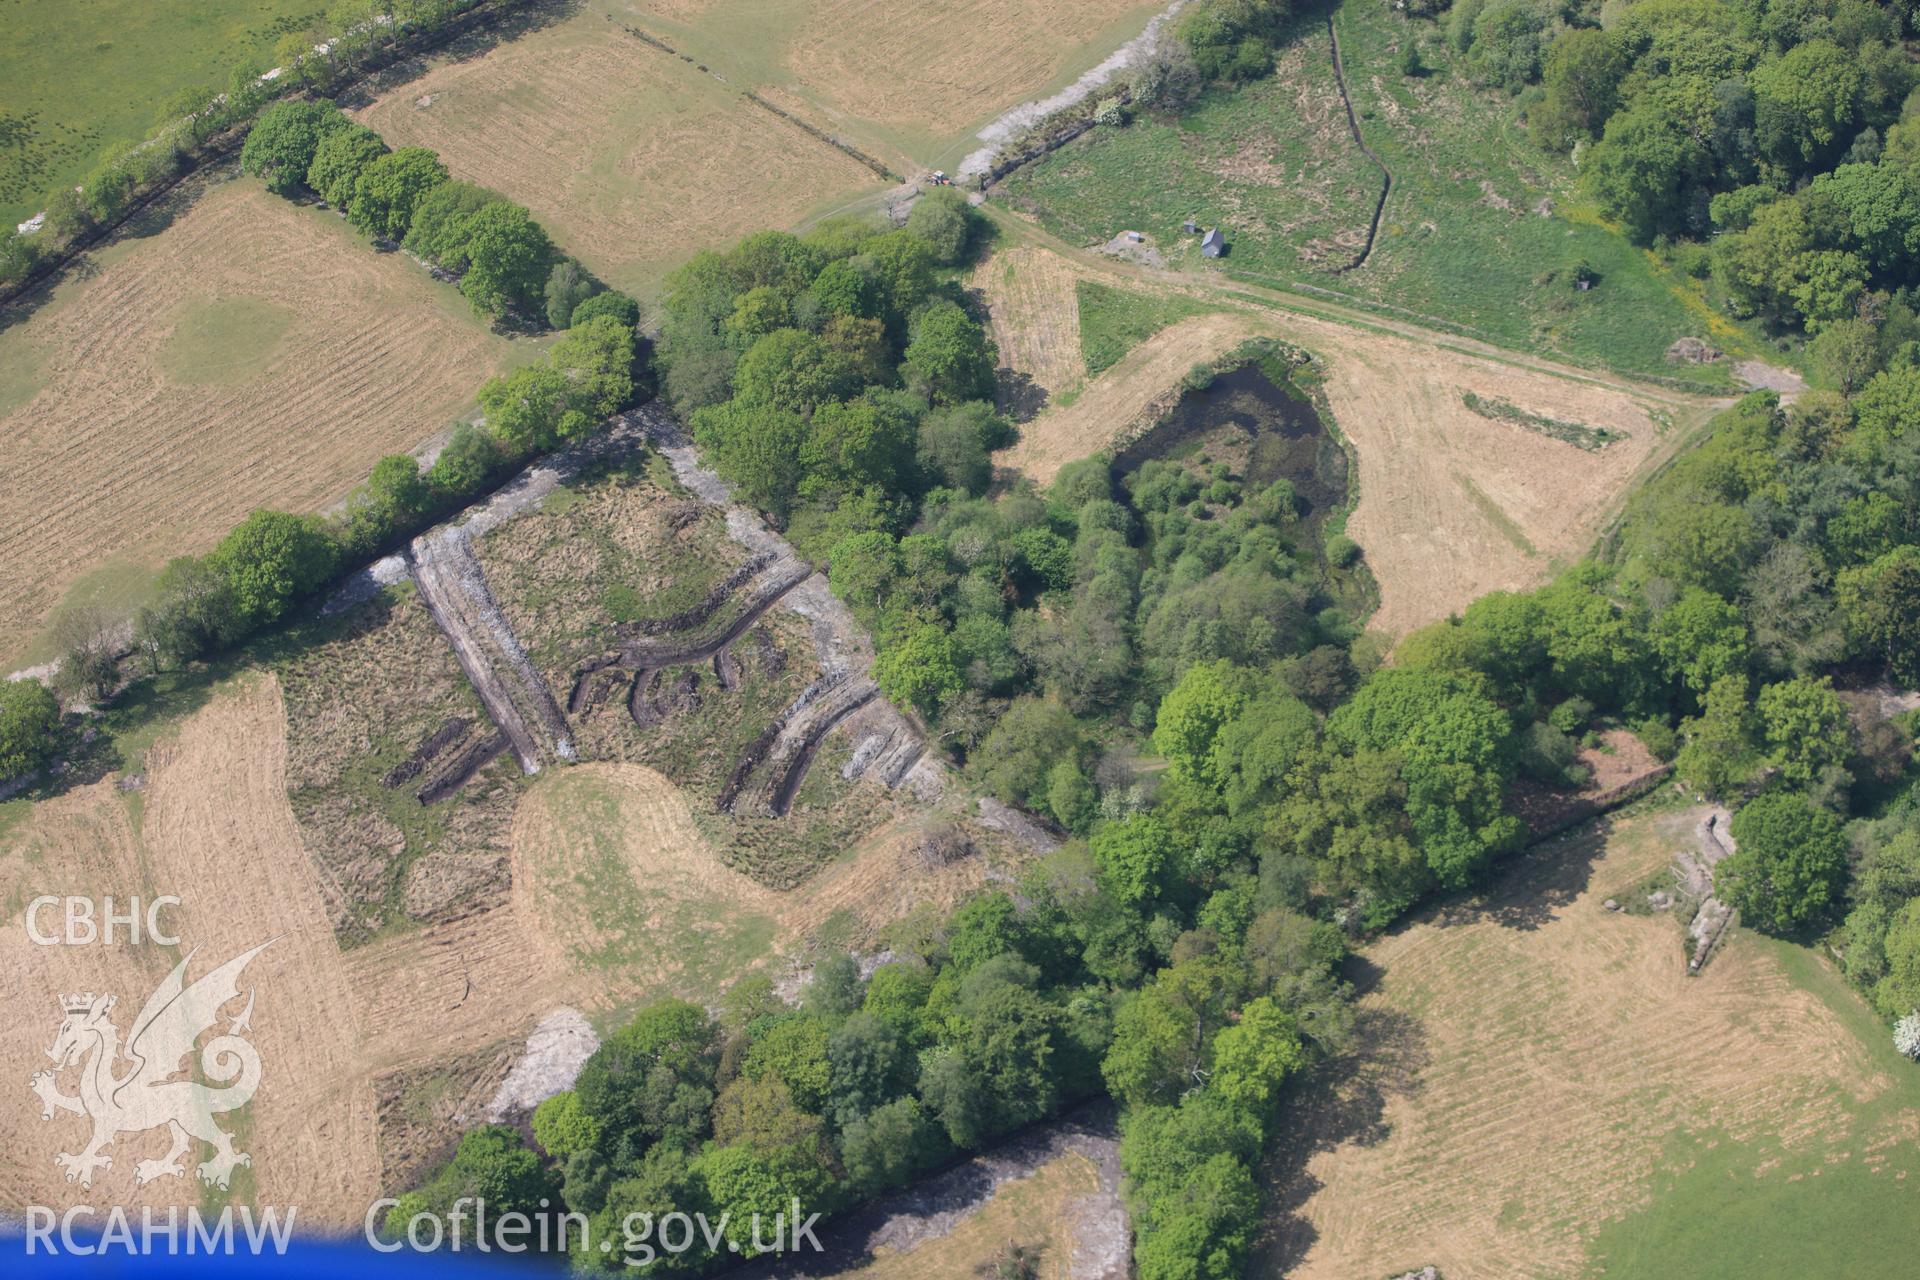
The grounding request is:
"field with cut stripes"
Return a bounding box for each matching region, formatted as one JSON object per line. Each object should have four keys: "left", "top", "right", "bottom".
{"left": 0, "top": 180, "right": 538, "bottom": 667}
{"left": 354, "top": 11, "right": 888, "bottom": 300}
{"left": 1265, "top": 804, "right": 1920, "bottom": 1279}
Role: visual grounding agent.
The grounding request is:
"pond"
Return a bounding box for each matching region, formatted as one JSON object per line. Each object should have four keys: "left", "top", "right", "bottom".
{"left": 1113, "top": 362, "right": 1349, "bottom": 533}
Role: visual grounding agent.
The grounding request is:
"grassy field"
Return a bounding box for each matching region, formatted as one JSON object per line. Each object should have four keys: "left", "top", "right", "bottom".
{"left": 970, "top": 242, "right": 1098, "bottom": 413}
{"left": 1583, "top": 936, "right": 1920, "bottom": 1278}
{"left": 1261, "top": 799, "right": 1920, "bottom": 1278}
{"left": 0, "top": 0, "right": 319, "bottom": 227}
{"left": 352, "top": 6, "right": 890, "bottom": 301}
{"left": 0, "top": 177, "right": 543, "bottom": 668}
{"left": 1000, "top": 2, "right": 1759, "bottom": 385}
{"left": 1075, "top": 277, "right": 1211, "bottom": 374}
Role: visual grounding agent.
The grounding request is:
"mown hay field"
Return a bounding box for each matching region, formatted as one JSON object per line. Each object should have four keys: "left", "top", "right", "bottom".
{"left": 0, "top": 675, "right": 382, "bottom": 1225}
{"left": 985, "top": 243, "right": 1714, "bottom": 634}
{"left": 0, "top": 179, "right": 538, "bottom": 668}
{"left": 606, "top": 0, "right": 1169, "bottom": 165}
{"left": 352, "top": 8, "right": 890, "bottom": 301}
{"left": 1263, "top": 804, "right": 1920, "bottom": 1279}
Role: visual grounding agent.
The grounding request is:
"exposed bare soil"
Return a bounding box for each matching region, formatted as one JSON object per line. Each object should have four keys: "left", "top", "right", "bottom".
{"left": 1, "top": 669, "right": 1012, "bottom": 1231}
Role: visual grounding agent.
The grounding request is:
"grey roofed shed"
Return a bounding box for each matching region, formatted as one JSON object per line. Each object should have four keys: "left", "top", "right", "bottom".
{"left": 1200, "top": 227, "right": 1226, "bottom": 258}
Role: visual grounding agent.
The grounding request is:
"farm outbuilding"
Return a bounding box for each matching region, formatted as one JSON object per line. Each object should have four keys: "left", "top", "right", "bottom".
{"left": 1201, "top": 228, "right": 1226, "bottom": 258}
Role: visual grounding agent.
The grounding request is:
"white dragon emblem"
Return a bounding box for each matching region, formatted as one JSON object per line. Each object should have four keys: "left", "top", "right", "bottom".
{"left": 29, "top": 940, "right": 274, "bottom": 1190}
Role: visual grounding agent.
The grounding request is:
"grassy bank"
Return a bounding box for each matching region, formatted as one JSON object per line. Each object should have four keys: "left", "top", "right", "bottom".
{"left": 1582, "top": 935, "right": 1920, "bottom": 1278}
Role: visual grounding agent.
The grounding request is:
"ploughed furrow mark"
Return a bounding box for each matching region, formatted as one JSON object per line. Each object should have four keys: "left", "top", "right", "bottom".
{"left": 567, "top": 666, "right": 629, "bottom": 717}
{"left": 620, "top": 401, "right": 943, "bottom": 805}
{"left": 618, "top": 552, "right": 771, "bottom": 637}
{"left": 382, "top": 716, "right": 475, "bottom": 788}
{"left": 627, "top": 668, "right": 702, "bottom": 730}
{"left": 1326, "top": 14, "right": 1392, "bottom": 274}
{"left": 713, "top": 670, "right": 862, "bottom": 815}
{"left": 411, "top": 526, "right": 575, "bottom": 775}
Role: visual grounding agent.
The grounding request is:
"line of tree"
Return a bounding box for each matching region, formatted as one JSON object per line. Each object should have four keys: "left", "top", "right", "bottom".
{"left": 240, "top": 97, "right": 608, "bottom": 326}
{"left": 0, "top": 0, "right": 535, "bottom": 295}
{"left": 376, "top": 213, "right": 1597, "bottom": 1279}
{"left": 124, "top": 313, "right": 642, "bottom": 671}
{"left": 655, "top": 218, "right": 1374, "bottom": 840}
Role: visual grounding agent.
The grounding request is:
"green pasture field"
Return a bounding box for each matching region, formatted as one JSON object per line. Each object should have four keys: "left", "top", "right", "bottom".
{"left": 1075, "top": 277, "right": 1212, "bottom": 373}
{"left": 1002, "top": 0, "right": 1759, "bottom": 386}
{"left": 0, "top": 0, "right": 320, "bottom": 228}
{"left": 1584, "top": 936, "right": 1920, "bottom": 1278}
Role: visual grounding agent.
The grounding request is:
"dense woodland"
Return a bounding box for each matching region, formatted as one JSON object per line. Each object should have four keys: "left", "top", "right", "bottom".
{"left": 1441, "top": 0, "right": 1920, "bottom": 334}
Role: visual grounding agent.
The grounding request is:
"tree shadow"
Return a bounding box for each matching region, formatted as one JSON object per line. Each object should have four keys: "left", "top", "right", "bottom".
{"left": 995, "top": 367, "right": 1048, "bottom": 422}
{"left": 9, "top": 606, "right": 354, "bottom": 808}
{"left": 335, "top": 0, "right": 583, "bottom": 109}
{"left": 1430, "top": 816, "right": 1617, "bottom": 933}
{"left": 1254, "top": 999, "right": 1430, "bottom": 1275}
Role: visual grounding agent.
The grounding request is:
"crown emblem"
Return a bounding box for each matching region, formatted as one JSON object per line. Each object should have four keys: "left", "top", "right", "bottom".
{"left": 59, "top": 993, "right": 97, "bottom": 1013}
